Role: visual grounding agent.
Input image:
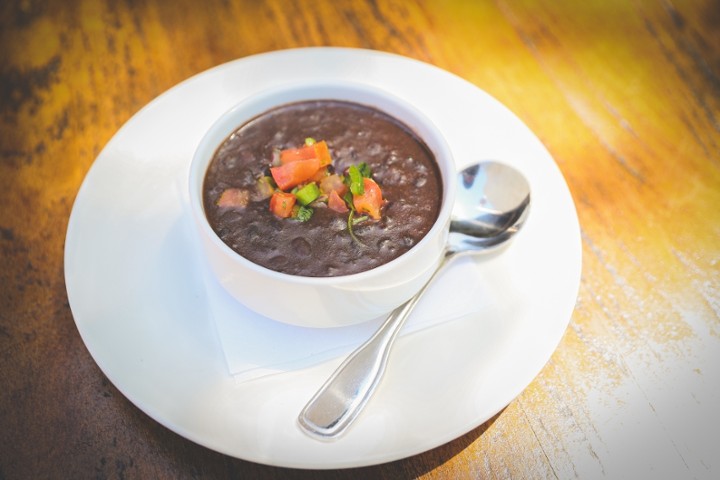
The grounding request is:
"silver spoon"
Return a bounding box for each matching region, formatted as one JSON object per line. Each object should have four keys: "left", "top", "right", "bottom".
{"left": 298, "top": 161, "right": 531, "bottom": 440}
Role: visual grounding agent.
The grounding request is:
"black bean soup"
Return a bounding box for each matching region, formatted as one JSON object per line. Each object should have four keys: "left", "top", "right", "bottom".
{"left": 203, "top": 100, "right": 443, "bottom": 277}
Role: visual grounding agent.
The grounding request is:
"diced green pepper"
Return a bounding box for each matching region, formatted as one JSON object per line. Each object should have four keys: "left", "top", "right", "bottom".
{"left": 295, "top": 182, "right": 321, "bottom": 206}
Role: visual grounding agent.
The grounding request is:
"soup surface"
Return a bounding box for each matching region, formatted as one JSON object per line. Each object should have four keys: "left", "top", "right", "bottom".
{"left": 203, "top": 100, "right": 443, "bottom": 277}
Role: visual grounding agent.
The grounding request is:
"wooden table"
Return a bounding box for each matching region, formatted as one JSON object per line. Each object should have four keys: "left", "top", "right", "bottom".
{"left": 2, "top": 0, "right": 718, "bottom": 478}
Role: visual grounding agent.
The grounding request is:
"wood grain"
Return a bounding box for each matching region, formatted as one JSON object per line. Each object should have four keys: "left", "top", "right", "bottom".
{"left": 1, "top": 0, "right": 718, "bottom": 478}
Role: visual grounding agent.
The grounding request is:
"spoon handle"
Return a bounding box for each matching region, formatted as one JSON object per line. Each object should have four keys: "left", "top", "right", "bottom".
{"left": 298, "top": 254, "right": 452, "bottom": 439}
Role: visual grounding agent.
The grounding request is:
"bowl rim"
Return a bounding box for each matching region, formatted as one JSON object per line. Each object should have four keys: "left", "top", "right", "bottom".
{"left": 188, "top": 79, "right": 456, "bottom": 286}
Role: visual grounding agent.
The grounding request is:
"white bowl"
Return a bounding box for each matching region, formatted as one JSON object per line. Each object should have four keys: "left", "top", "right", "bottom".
{"left": 189, "top": 81, "right": 456, "bottom": 327}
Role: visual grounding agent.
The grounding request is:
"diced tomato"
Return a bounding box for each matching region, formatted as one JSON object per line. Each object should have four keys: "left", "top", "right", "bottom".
{"left": 280, "top": 144, "right": 316, "bottom": 164}
{"left": 353, "top": 178, "right": 384, "bottom": 220}
{"left": 319, "top": 174, "right": 347, "bottom": 197}
{"left": 309, "top": 166, "right": 329, "bottom": 183}
{"left": 216, "top": 188, "right": 250, "bottom": 208}
{"left": 312, "top": 141, "right": 333, "bottom": 167}
{"left": 327, "top": 190, "right": 349, "bottom": 213}
{"left": 280, "top": 140, "right": 332, "bottom": 167}
{"left": 269, "top": 192, "right": 296, "bottom": 218}
{"left": 270, "top": 158, "right": 321, "bottom": 191}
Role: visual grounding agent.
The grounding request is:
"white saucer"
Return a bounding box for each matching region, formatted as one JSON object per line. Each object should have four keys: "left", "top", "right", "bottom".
{"left": 64, "top": 47, "right": 581, "bottom": 469}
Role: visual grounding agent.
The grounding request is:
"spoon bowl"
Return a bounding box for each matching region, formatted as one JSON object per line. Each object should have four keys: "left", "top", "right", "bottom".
{"left": 448, "top": 162, "right": 530, "bottom": 255}
{"left": 298, "top": 161, "right": 531, "bottom": 440}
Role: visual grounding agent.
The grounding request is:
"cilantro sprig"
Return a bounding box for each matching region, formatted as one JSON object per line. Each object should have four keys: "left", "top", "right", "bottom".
{"left": 343, "top": 163, "right": 374, "bottom": 246}
{"left": 293, "top": 205, "right": 313, "bottom": 222}
{"left": 345, "top": 162, "right": 372, "bottom": 196}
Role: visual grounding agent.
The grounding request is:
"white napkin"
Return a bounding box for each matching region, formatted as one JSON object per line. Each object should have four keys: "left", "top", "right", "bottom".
{"left": 201, "top": 255, "right": 487, "bottom": 382}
